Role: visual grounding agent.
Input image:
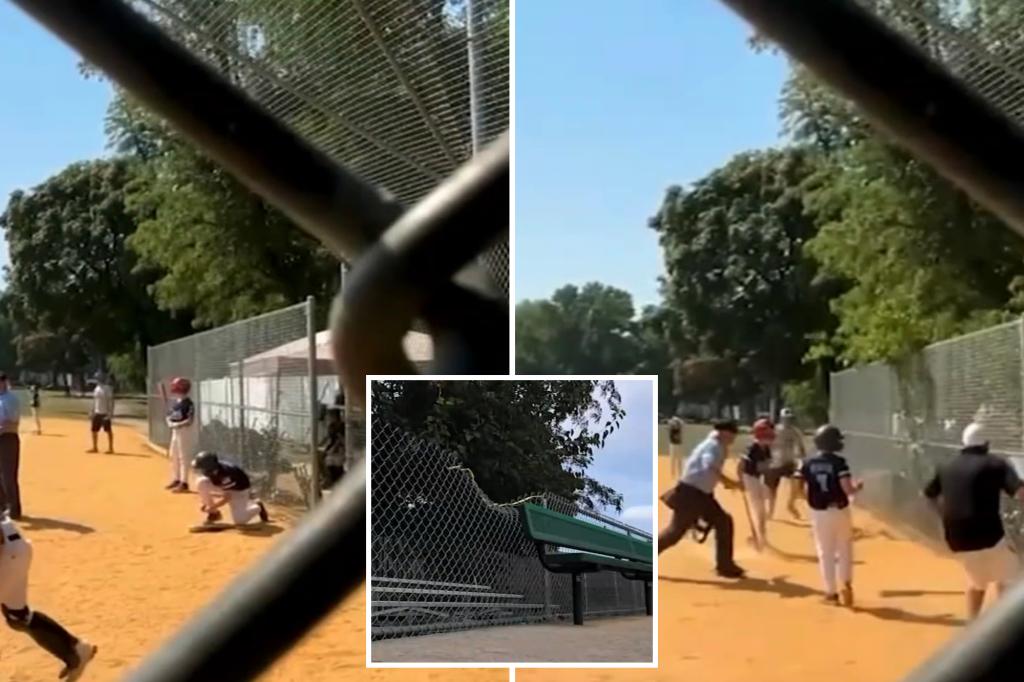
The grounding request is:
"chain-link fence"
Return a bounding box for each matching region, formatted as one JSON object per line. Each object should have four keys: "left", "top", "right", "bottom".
{"left": 830, "top": 318, "right": 1024, "bottom": 554}
{"left": 147, "top": 299, "right": 340, "bottom": 508}
{"left": 133, "top": 0, "right": 509, "bottom": 296}
{"left": 370, "top": 420, "right": 651, "bottom": 641}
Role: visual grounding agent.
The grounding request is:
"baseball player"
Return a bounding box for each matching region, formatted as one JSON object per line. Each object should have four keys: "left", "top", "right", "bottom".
{"left": 0, "top": 513, "right": 97, "bottom": 679}
{"left": 668, "top": 414, "right": 685, "bottom": 480}
{"left": 29, "top": 384, "right": 41, "bottom": 435}
{"left": 923, "top": 421, "right": 1024, "bottom": 620}
{"left": 766, "top": 407, "right": 806, "bottom": 519}
{"left": 800, "top": 425, "right": 864, "bottom": 606}
{"left": 192, "top": 452, "right": 270, "bottom": 527}
{"left": 165, "top": 377, "right": 197, "bottom": 493}
{"left": 738, "top": 418, "right": 775, "bottom": 551}
{"left": 319, "top": 403, "right": 346, "bottom": 489}
{"left": 87, "top": 374, "right": 115, "bottom": 454}
{"left": 658, "top": 419, "right": 746, "bottom": 578}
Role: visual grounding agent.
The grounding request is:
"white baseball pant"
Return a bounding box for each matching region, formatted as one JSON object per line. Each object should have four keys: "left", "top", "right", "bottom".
{"left": 810, "top": 507, "right": 854, "bottom": 594}
{"left": 957, "top": 539, "right": 1020, "bottom": 590}
{"left": 0, "top": 536, "right": 31, "bottom": 610}
{"left": 196, "top": 477, "right": 261, "bottom": 525}
{"left": 742, "top": 473, "right": 770, "bottom": 548}
{"left": 168, "top": 426, "right": 197, "bottom": 484}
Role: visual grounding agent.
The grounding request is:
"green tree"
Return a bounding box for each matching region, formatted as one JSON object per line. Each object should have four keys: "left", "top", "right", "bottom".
{"left": 0, "top": 308, "right": 15, "bottom": 372}
{"left": 1, "top": 159, "right": 192, "bottom": 364}
{"left": 372, "top": 379, "right": 625, "bottom": 511}
{"left": 515, "top": 283, "right": 642, "bottom": 374}
{"left": 650, "top": 148, "right": 839, "bottom": 406}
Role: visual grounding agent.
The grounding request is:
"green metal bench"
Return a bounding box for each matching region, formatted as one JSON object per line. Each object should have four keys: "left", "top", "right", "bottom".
{"left": 518, "top": 502, "right": 653, "bottom": 625}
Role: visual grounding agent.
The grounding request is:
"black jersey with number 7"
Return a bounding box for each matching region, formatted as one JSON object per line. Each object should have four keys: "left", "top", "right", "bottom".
{"left": 799, "top": 452, "right": 852, "bottom": 510}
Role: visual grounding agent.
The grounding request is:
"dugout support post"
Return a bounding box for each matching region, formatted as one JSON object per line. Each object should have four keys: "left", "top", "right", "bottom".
{"left": 571, "top": 573, "right": 584, "bottom": 626}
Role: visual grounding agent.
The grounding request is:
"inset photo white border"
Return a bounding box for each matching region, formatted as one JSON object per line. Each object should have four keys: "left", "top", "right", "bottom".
{"left": 364, "top": 374, "right": 659, "bottom": 671}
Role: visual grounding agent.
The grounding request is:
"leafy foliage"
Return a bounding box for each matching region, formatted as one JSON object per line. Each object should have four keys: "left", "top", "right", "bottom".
{"left": 372, "top": 380, "right": 626, "bottom": 511}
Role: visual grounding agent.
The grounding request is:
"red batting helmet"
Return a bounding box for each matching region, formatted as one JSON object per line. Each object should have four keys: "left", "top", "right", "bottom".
{"left": 170, "top": 377, "right": 191, "bottom": 394}
{"left": 752, "top": 418, "right": 775, "bottom": 441}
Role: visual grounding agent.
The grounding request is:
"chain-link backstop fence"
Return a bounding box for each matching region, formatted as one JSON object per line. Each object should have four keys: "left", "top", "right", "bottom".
{"left": 133, "top": 0, "right": 509, "bottom": 296}
{"left": 831, "top": 318, "right": 1024, "bottom": 556}
{"left": 370, "top": 420, "right": 651, "bottom": 641}
{"left": 147, "top": 299, "right": 340, "bottom": 509}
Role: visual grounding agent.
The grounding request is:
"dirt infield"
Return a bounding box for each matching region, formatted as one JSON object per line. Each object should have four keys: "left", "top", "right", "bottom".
{"left": 372, "top": 616, "right": 651, "bottom": 664}
{"left": 0, "top": 417, "right": 503, "bottom": 682}
{"left": 517, "top": 453, "right": 980, "bottom": 682}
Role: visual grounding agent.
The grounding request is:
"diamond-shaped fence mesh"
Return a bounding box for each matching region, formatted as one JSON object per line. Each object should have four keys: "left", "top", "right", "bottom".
{"left": 370, "top": 420, "right": 651, "bottom": 641}
{"left": 147, "top": 300, "right": 340, "bottom": 509}
{"left": 858, "top": 0, "right": 1024, "bottom": 127}
{"left": 830, "top": 319, "right": 1024, "bottom": 556}
{"left": 131, "top": 0, "right": 509, "bottom": 295}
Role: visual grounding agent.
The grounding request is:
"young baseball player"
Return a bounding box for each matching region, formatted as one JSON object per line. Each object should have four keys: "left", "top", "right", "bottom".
{"left": 29, "top": 384, "right": 41, "bottom": 435}
{"left": 88, "top": 374, "right": 115, "bottom": 454}
{"left": 668, "top": 415, "right": 685, "bottom": 480}
{"left": 192, "top": 452, "right": 270, "bottom": 527}
{"left": 800, "top": 425, "right": 864, "bottom": 606}
{"left": 924, "top": 421, "right": 1024, "bottom": 620}
{"left": 0, "top": 513, "right": 97, "bottom": 680}
{"left": 166, "top": 377, "right": 197, "bottom": 493}
{"left": 767, "top": 407, "right": 806, "bottom": 519}
{"left": 738, "top": 418, "right": 775, "bottom": 551}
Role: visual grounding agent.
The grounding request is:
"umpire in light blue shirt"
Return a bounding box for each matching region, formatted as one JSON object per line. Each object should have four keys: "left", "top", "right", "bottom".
{"left": 658, "top": 419, "right": 745, "bottom": 578}
{"left": 0, "top": 372, "right": 22, "bottom": 519}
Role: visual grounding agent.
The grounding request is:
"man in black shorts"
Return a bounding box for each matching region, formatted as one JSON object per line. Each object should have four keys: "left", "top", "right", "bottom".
{"left": 0, "top": 373, "right": 22, "bottom": 519}
{"left": 924, "top": 421, "right": 1024, "bottom": 620}
{"left": 88, "top": 375, "right": 114, "bottom": 454}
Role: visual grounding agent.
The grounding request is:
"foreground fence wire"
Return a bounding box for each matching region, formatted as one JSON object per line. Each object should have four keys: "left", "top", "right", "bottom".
{"left": 147, "top": 299, "right": 337, "bottom": 508}
{"left": 370, "top": 420, "right": 650, "bottom": 641}
{"left": 830, "top": 319, "right": 1024, "bottom": 554}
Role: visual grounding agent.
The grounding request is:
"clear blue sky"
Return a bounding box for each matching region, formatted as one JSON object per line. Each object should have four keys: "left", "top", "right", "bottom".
{"left": 515, "top": 0, "right": 789, "bottom": 308}
{"left": 0, "top": 3, "right": 113, "bottom": 279}
{"left": 586, "top": 379, "right": 655, "bottom": 534}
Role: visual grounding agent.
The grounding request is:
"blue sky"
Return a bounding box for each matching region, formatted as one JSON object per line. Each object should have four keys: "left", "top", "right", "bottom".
{"left": 0, "top": 3, "right": 113, "bottom": 278}
{"left": 515, "top": 0, "right": 789, "bottom": 308}
{"left": 586, "top": 379, "right": 655, "bottom": 534}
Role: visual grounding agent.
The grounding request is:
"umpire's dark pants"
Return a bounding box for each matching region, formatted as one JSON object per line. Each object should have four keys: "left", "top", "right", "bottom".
{"left": 659, "top": 481, "right": 735, "bottom": 569}
{"left": 0, "top": 433, "right": 21, "bottom": 518}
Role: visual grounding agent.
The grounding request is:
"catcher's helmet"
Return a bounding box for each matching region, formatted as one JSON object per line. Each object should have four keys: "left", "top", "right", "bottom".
{"left": 192, "top": 451, "right": 220, "bottom": 475}
{"left": 814, "top": 424, "right": 844, "bottom": 452}
{"left": 752, "top": 418, "right": 775, "bottom": 441}
{"left": 170, "top": 376, "right": 191, "bottom": 394}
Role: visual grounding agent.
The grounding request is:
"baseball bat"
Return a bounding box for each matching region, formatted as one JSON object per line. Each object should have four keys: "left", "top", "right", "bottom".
{"left": 159, "top": 380, "right": 168, "bottom": 413}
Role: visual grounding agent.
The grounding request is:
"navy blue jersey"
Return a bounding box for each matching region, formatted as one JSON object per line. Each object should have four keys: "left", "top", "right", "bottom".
{"left": 208, "top": 462, "right": 251, "bottom": 492}
{"left": 799, "top": 452, "right": 851, "bottom": 510}
{"left": 167, "top": 397, "right": 194, "bottom": 425}
{"left": 740, "top": 443, "right": 771, "bottom": 478}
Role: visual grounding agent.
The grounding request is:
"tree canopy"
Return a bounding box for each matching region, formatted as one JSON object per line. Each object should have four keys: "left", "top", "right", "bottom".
{"left": 372, "top": 380, "right": 626, "bottom": 511}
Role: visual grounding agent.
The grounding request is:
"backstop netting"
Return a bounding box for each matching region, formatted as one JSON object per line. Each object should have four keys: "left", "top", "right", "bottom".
{"left": 147, "top": 300, "right": 338, "bottom": 508}
{"left": 370, "top": 420, "right": 651, "bottom": 640}
{"left": 830, "top": 318, "right": 1024, "bottom": 555}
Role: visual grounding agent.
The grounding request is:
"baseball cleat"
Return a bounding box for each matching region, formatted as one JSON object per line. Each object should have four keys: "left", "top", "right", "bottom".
{"left": 60, "top": 641, "right": 97, "bottom": 681}
{"left": 165, "top": 480, "right": 180, "bottom": 490}
{"left": 257, "top": 502, "right": 269, "bottom": 523}
{"left": 205, "top": 510, "right": 223, "bottom": 523}
{"left": 841, "top": 582, "right": 854, "bottom": 607}
{"left": 172, "top": 482, "right": 189, "bottom": 493}
{"left": 716, "top": 564, "right": 746, "bottom": 579}
{"left": 823, "top": 593, "right": 840, "bottom": 605}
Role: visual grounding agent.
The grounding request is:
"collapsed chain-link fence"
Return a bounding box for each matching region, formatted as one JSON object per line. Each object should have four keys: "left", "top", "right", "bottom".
{"left": 830, "top": 318, "right": 1024, "bottom": 557}
{"left": 147, "top": 299, "right": 340, "bottom": 509}
{"left": 132, "top": 0, "right": 509, "bottom": 295}
{"left": 370, "top": 420, "right": 651, "bottom": 642}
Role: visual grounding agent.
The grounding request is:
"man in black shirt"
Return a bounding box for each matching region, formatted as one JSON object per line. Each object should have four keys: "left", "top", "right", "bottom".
{"left": 800, "top": 425, "right": 863, "bottom": 606}
{"left": 191, "top": 452, "right": 270, "bottom": 528}
{"left": 923, "top": 422, "right": 1024, "bottom": 620}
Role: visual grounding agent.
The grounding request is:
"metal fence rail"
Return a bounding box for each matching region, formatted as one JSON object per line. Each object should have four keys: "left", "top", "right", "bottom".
{"left": 147, "top": 299, "right": 335, "bottom": 508}
{"left": 370, "top": 420, "right": 651, "bottom": 641}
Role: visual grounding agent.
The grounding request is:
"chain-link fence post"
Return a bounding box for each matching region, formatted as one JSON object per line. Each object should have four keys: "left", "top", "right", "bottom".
{"left": 540, "top": 496, "right": 553, "bottom": 619}
{"left": 237, "top": 339, "right": 246, "bottom": 459}
{"left": 467, "top": 0, "right": 485, "bottom": 154}
{"left": 306, "top": 296, "right": 320, "bottom": 505}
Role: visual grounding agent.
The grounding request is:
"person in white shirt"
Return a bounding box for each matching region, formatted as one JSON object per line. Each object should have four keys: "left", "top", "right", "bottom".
{"left": 88, "top": 375, "right": 115, "bottom": 454}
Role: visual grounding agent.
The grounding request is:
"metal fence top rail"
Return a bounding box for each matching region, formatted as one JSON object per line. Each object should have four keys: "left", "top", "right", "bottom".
{"left": 148, "top": 300, "right": 311, "bottom": 351}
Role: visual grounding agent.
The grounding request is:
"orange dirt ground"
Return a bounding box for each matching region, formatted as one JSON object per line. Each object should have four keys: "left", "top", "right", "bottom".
{"left": 2, "top": 418, "right": 985, "bottom": 682}
{"left": 0, "top": 417, "right": 503, "bottom": 682}
{"left": 518, "top": 454, "right": 980, "bottom": 682}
